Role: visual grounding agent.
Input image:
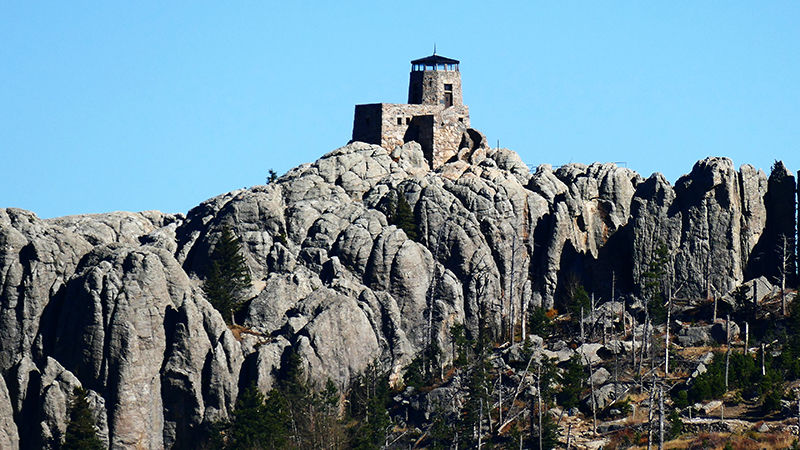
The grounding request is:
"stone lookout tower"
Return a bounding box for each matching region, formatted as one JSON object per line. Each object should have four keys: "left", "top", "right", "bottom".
{"left": 352, "top": 53, "right": 470, "bottom": 168}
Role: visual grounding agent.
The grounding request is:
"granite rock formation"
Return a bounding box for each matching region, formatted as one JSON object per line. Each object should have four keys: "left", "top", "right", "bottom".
{"left": 0, "top": 134, "right": 797, "bottom": 449}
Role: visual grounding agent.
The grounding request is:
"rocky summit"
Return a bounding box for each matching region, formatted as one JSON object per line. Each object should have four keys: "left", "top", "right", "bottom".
{"left": 1, "top": 133, "right": 798, "bottom": 449}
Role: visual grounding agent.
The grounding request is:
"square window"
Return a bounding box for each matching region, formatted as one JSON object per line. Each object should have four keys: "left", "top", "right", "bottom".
{"left": 397, "top": 118, "right": 402, "bottom": 125}
{"left": 444, "top": 84, "right": 453, "bottom": 91}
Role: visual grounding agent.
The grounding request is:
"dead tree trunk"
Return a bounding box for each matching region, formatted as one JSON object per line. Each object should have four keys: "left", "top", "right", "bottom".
{"left": 566, "top": 424, "right": 572, "bottom": 450}
{"left": 779, "top": 234, "right": 789, "bottom": 316}
{"left": 665, "top": 286, "right": 672, "bottom": 378}
{"left": 582, "top": 322, "right": 597, "bottom": 435}
{"left": 647, "top": 379, "right": 655, "bottom": 450}
{"left": 658, "top": 383, "right": 665, "bottom": 450}
{"left": 591, "top": 293, "right": 596, "bottom": 342}
{"left": 478, "top": 399, "right": 483, "bottom": 450}
{"left": 631, "top": 306, "right": 637, "bottom": 374}
{"left": 745, "top": 322, "right": 749, "bottom": 354}
{"left": 725, "top": 315, "right": 731, "bottom": 390}
{"left": 537, "top": 363, "right": 543, "bottom": 450}
{"left": 580, "top": 306, "right": 585, "bottom": 343}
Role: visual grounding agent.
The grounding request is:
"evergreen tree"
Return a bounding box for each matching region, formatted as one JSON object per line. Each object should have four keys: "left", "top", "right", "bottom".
{"left": 349, "top": 374, "right": 391, "bottom": 450}
{"left": 457, "top": 351, "right": 491, "bottom": 448}
{"left": 62, "top": 387, "right": 103, "bottom": 450}
{"left": 450, "top": 323, "right": 470, "bottom": 368}
{"left": 642, "top": 242, "right": 670, "bottom": 324}
{"left": 403, "top": 341, "right": 441, "bottom": 389}
{"left": 267, "top": 169, "right": 278, "bottom": 184}
{"left": 557, "top": 355, "right": 585, "bottom": 410}
{"left": 531, "top": 408, "right": 559, "bottom": 450}
{"left": 391, "top": 193, "right": 418, "bottom": 241}
{"left": 528, "top": 307, "right": 553, "bottom": 337}
{"left": 203, "top": 226, "right": 252, "bottom": 325}
{"left": 229, "top": 383, "right": 289, "bottom": 450}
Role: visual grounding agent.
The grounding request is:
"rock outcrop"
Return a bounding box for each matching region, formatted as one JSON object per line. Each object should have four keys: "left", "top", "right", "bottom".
{"left": 0, "top": 137, "right": 796, "bottom": 449}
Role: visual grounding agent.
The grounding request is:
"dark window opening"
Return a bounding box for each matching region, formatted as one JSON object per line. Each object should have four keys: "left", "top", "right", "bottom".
{"left": 444, "top": 92, "right": 453, "bottom": 108}
{"left": 397, "top": 117, "right": 402, "bottom": 125}
{"left": 458, "top": 117, "right": 463, "bottom": 123}
{"left": 406, "top": 117, "right": 411, "bottom": 125}
{"left": 444, "top": 84, "right": 454, "bottom": 108}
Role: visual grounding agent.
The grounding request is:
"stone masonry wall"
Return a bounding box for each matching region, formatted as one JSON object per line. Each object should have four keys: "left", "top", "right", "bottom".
{"left": 352, "top": 104, "right": 383, "bottom": 145}
{"left": 432, "top": 105, "right": 470, "bottom": 167}
{"left": 379, "top": 104, "right": 470, "bottom": 168}
{"left": 408, "top": 70, "right": 463, "bottom": 106}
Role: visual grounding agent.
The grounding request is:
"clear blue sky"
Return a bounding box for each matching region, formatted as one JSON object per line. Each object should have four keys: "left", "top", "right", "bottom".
{"left": 2, "top": 2, "right": 798, "bottom": 218}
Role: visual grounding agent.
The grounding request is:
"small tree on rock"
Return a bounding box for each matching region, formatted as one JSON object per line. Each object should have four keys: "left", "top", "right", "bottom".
{"left": 62, "top": 387, "right": 103, "bottom": 450}
{"left": 203, "top": 226, "right": 252, "bottom": 325}
{"left": 391, "top": 192, "right": 418, "bottom": 241}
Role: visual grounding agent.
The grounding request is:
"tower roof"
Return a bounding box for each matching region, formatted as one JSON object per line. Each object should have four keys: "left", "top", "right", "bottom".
{"left": 410, "top": 54, "right": 460, "bottom": 65}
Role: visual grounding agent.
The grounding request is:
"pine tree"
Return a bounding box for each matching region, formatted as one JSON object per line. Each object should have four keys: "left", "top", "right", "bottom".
{"left": 228, "top": 383, "right": 289, "bottom": 450}
{"left": 267, "top": 169, "right": 278, "bottom": 184}
{"left": 642, "top": 242, "right": 670, "bottom": 325}
{"left": 391, "top": 193, "right": 418, "bottom": 241}
{"left": 203, "top": 226, "right": 252, "bottom": 325}
{"left": 347, "top": 361, "right": 393, "bottom": 450}
{"left": 557, "top": 355, "right": 585, "bottom": 410}
{"left": 62, "top": 387, "right": 103, "bottom": 450}
{"left": 531, "top": 408, "right": 559, "bottom": 450}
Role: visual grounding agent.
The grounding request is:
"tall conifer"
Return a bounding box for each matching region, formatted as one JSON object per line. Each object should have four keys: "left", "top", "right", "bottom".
{"left": 62, "top": 387, "right": 103, "bottom": 450}
{"left": 203, "top": 226, "right": 252, "bottom": 325}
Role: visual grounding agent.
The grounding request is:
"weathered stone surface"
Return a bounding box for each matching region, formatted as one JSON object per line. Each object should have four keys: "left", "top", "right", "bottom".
{"left": 583, "top": 383, "right": 617, "bottom": 410}
{"left": 588, "top": 367, "right": 611, "bottom": 386}
{"left": 45, "top": 244, "right": 241, "bottom": 450}
{"left": 528, "top": 162, "right": 641, "bottom": 307}
{"left": 36, "top": 358, "right": 82, "bottom": 450}
{"left": 46, "top": 211, "right": 183, "bottom": 247}
{"left": 0, "top": 208, "right": 93, "bottom": 374}
{"left": 1, "top": 141, "right": 797, "bottom": 449}
{"left": 631, "top": 158, "right": 774, "bottom": 302}
{"left": 575, "top": 343, "right": 606, "bottom": 366}
{"left": 678, "top": 326, "right": 713, "bottom": 347}
{"left": 0, "top": 373, "right": 19, "bottom": 450}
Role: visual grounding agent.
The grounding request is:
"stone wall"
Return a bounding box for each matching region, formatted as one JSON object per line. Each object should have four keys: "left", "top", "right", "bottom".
{"left": 431, "top": 105, "right": 470, "bottom": 168}
{"left": 351, "top": 104, "right": 383, "bottom": 145}
{"left": 408, "top": 70, "right": 463, "bottom": 106}
{"left": 352, "top": 103, "right": 470, "bottom": 169}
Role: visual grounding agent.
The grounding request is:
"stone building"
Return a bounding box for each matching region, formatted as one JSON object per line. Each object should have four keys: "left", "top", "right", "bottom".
{"left": 352, "top": 53, "right": 470, "bottom": 169}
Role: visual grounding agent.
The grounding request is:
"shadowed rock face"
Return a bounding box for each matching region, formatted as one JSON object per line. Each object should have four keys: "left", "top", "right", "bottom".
{"left": 0, "top": 138, "right": 796, "bottom": 449}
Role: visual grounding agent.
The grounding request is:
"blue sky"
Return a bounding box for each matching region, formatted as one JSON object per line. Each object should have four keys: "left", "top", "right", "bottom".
{"left": 2, "top": 2, "right": 798, "bottom": 218}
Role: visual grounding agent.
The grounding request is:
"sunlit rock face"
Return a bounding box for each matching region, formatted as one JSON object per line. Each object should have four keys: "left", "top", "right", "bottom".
{"left": 0, "top": 138, "right": 795, "bottom": 449}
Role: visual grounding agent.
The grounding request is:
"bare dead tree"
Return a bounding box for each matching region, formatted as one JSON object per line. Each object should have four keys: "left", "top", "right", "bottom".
{"left": 658, "top": 383, "right": 665, "bottom": 450}
{"left": 537, "top": 363, "right": 543, "bottom": 450}
{"left": 745, "top": 322, "right": 749, "bottom": 354}
{"left": 612, "top": 271, "right": 620, "bottom": 400}
{"left": 647, "top": 380, "right": 655, "bottom": 450}
{"left": 591, "top": 292, "right": 597, "bottom": 342}
{"left": 638, "top": 310, "right": 649, "bottom": 377}
{"left": 777, "top": 233, "right": 793, "bottom": 316}
{"left": 478, "top": 398, "right": 483, "bottom": 450}
{"left": 566, "top": 423, "right": 573, "bottom": 450}
{"left": 725, "top": 315, "right": 731, "bottom": 390}
{"left": 509, "top": 234, "right": 517, "bottom": 342}
{"left": 631, "top": 308, "right": 637, "bottom": 377}
{"left": 665, "top": 287, "right": 671, "bottom": 378}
